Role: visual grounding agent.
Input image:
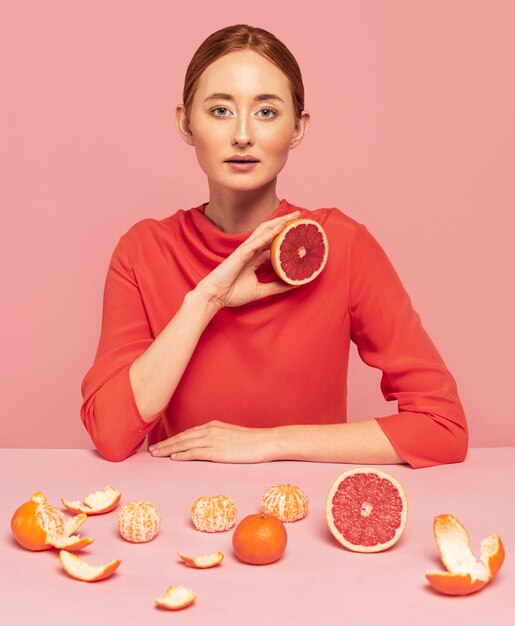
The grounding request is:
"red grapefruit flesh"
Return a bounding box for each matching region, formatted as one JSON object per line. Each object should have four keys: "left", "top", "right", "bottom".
{"left": 271, "top": 218, "right": 328, "bottom": 285}
{"left": 326, "top": 467, "right": 408, "bottom": 552}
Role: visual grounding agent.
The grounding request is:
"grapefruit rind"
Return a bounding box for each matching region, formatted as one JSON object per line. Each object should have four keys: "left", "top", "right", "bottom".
{"left": 270, "top": 218, "right": 329, "bottom": 286}
{"left": 59, "top": 549, "right": 121, "bottom": 582}
{"left": 177, "top": 551, "right": 224, "bottom": 568}
{"left": 326, "top": 466, "right": 408, "bottom": 553}
{"left": 155, "top": 586, "right": 197, "bottom": 610}
{"left": 425, "top": 514, "right": 505, "bottom": 595}
{"left": 61, "top": 486, "right": 121, "bottom": 515}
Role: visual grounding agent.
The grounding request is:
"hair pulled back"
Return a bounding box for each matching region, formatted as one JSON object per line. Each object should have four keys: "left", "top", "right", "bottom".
{"left": 182, "top": 24, "right": 305, "bottom": 121}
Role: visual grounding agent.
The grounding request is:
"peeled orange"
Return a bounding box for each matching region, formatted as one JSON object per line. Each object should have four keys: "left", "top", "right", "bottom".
{"left": 118, "top": 501, "right": 161, "bottom": 543}
{"left": 326, "top": 467, "right": 408, "bottom": 552}
{"left": 261, "top": 483, "right": 309, "bottom": 522}
{"left": 270, "top": 218, "right": 328, "bottom": 285}
{"left": 425, "top": 514, "right": 505, "bottom": 595}
{"left": 191, "top": 495, "right": 237, "bottom": 532}
{"left": 10, "top": 492, "right": 93, "bottom": 551}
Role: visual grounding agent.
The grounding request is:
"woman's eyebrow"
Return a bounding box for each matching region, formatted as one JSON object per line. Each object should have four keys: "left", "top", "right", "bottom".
{"left": 203, "top": 93, "right": 284, "bottom": 103}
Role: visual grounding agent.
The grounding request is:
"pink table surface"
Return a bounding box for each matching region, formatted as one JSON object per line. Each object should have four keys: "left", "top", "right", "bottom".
{"left": 1, "top": 447, "right": 513, "bottom": 625}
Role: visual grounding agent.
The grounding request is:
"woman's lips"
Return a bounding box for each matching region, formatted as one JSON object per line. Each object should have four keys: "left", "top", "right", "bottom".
{"left": 225, "top": 161, "right": 259, "bottom": 171}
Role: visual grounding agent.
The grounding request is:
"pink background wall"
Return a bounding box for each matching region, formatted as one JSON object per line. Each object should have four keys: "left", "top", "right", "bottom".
{"left": 1, "top": 1, "right": 514, "bottom": 449}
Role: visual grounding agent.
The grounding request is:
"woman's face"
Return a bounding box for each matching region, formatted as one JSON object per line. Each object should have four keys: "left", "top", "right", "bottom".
{"left": 176, "top": 49, "right": 310, "bottom": 192}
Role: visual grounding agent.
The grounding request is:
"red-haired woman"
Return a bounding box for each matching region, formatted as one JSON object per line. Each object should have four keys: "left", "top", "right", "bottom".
{"left": 80, "top": 24, "right": 468, "bottom": 467}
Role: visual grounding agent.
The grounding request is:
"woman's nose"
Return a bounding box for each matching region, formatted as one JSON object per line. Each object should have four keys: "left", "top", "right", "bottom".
{"left": 231, "top": 116, "right": 254, "bottom": 145}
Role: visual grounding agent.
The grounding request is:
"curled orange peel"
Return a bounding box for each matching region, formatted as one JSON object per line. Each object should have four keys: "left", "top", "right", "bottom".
{"left": 59, "top": 549, "right": 121, "bottom": 582}
{"left": 155, "top": 586, "right": 196, "bottom": 610}
{"left": 61, "top": 486, "right": 121, "bottom": 515}
{"left": 425, "top": 514, "right": 505, "bottom": 595}
{"left": 177, "top": 551, "right": 224, "bottom": 568}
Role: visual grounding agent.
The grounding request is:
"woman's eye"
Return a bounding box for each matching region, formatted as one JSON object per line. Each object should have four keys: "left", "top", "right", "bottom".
{"left": 209, "top": 107, "right": 277, "bottom": 118}
{"left": 258, "top": 108, "right": 277, "bottom": 118}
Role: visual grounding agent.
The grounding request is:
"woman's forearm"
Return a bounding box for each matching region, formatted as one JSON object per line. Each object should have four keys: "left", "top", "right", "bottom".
{"left": 269, "top": 419, "right": 406, "bottom": 464}
{"left": 129, "top": 288, "right": 220, "bottom": 422}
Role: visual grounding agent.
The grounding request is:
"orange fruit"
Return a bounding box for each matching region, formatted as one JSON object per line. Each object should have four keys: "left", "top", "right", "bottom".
{"left": 177, "top": 551, "right": 224, "bottom": 568}
{"left": 191, "top": 495, "right": 237, "bottom": 532}
{"left": 261, "top": 483, "right": 309, "bottom": 522}
{"left": 270, "top": 218, "right": 329, "bottom": 285}
{"left": 59, "top": 550, "right": 121, "bottom": 582}
{"left": 155, "top": 586, "right": 196, "bottom": 610}
{"left": 62, "top": 485, "right": 121, "bottom": 515}
{"left": 326, "top": 467, "right": 408, "bottom": 552}
{"left": 425, "top": 514, "right": 505, "bottom": 595}
{"left": 10, "top": 492, "right": 93, "bottom": 551}
{"left": 232, "top": 513, "right": 287, "bottom": 565}
{"left": 118, "top": 501, "right": 161, "bottom": 543}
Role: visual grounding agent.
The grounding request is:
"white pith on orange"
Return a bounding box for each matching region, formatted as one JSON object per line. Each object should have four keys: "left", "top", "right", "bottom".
{"left": 425, "top": 514, "right": 505, "bottom": 595}
{"left": 190, "top": 495, "right": 237, "bottom": 532}
{"left": 59, "top": 549, "right": 121, "bottom": 582}
{"left": 61, "top": 486, "right": 121, "bottom": 515}
{"left": 10, "top": 491, "right": 93, "bottom": 551}
{"left": 177, "top": 551, "right": 224, "bottom": 568}
{"left": 155, "top": 586, "right": 197, "bottom": 610}
{"left": 326, "top": 466, "right": 408, "bottom": 553}
{"left": 270, "top": 218, "right": 329, "bottom": 286}
{"left": 261, "top": 483, "right": 309, "bottom": 522}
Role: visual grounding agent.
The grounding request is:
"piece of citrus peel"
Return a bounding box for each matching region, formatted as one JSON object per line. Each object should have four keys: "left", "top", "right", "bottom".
{"left": 177, "top": 551, "right": 224, "bottom": 568}
{"left": 155, "top": 586, "right": 197, "bottom": 610}
{"left": 59, "top": 550, "right": 121, "bottom": 582}
{"left": 425, "top": 514, "right": 505, "bottom": 595}
{"left": 61, "top": 486, "right": 121, "bottom": 515}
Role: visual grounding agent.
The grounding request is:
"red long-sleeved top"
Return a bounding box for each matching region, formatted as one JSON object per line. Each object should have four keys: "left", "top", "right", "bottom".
{"left": 80, "top": 198, "right": 468, "bottom": 467}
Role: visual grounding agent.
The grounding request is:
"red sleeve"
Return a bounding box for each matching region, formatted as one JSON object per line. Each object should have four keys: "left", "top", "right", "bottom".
{"left": 348, "top": 223, "right": 468, "bottom": 469}
{"left": 80, "top": 231, "right": 165, "bottom": 461}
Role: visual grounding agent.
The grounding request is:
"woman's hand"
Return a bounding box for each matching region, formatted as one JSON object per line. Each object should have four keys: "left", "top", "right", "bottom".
{"left": 148, "top": 420, "right": 275, "bottom": 463}
{"left": 195, "top": 210, "right": 302, "bottom": 309}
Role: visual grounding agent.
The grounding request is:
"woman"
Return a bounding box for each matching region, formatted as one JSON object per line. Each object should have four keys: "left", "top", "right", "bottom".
{"left": 80, "top": 24, "right": 468, "bottom": 468}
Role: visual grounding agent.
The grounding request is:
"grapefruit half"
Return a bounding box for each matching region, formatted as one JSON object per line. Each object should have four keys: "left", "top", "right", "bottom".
{"left": 270, "top": 218, "right": 328, "bottom": 285}
{"left": 326, "top": 467, "right": 408, "bottom": 552}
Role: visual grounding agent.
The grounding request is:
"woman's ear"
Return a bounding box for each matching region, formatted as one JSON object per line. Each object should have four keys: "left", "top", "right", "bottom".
{"left": 175, "top": 104, "right": 195, "bottom": 146}
{"left": 289, "top": 110, "right": 311, "bottom": 151}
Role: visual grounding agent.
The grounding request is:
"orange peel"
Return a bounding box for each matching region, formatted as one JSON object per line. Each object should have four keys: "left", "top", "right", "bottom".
{"left": 61, "top": 486, "right": 121, "bottom": 515}
{"left": 425, "top": 514, "right": 505, "bottom": 595}
{"left": 177, "top": 551, "right": 224, "bottom": 568}
{"left": 155, "top": 586, "right": 196, "bottom": 610}
{"left": 11, "top": 492, "right": 93, "bottom": 551}
{"left": 59, "top": 549, "right": 121, "bottom": 582}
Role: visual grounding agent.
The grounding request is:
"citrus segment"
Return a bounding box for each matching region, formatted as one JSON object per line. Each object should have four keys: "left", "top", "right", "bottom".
{"left": 59, "top": 550, "right": 121, "bottom": 582}
{"left": 425, "top": 514, "right": 505, "bottom": 595}
{"left": 118, "top": 501, "right": 161, "bottom": 543}
{"left": 261, "top": 483, "right": 309, "bottom": 522}
{"left": 155, "top": 586, "right": 196, "bottom": 610}
{"left": 177, "top": 551, "right": 224, "bottom": 568}
{"left": 232, "top": 513, "right": 287, "bottom": 565}
{"left": 270, "top": 218, "right": 328, "bottom": 285}
{"left": 326, "top": 467, "right": 408, "bottom": 552}
{"left": 62, "top": 486, "right": 121, "bottom": 515}
{"left": 191, "top": 495, "right": 237, "bottom": 532}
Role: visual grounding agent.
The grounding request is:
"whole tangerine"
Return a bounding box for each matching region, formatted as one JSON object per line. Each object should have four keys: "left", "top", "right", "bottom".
{"left": 232, "top": 513, "right": 287, "bottom": 565}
